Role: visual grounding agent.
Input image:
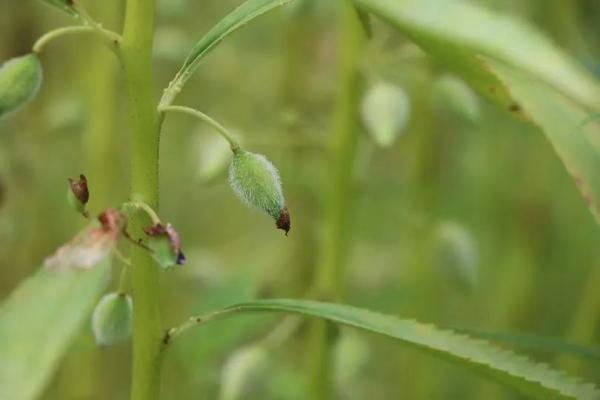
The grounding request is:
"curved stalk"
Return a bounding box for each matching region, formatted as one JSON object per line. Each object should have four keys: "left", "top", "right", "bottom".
{"left": 121, "top": 0, "right": 163, "bottom": 399}
{"left": 307, "top": 3, "right": 365, "bottom": 399}
{"left": 160, "top": 105, "right": 240, "bottom": 151}
{"left": 33, "top": 26, "right": 121, "bottom": 55}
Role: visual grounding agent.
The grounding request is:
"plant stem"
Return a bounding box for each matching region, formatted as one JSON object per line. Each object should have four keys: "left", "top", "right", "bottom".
{"left": 160, "top": 105, "right": 240, "bottom": 151}
{"left": 32, "top": 26, "right": 121, "bottom": 54}
{"left": 307, "top": 3, "right": 365, "bottom": 399}
{"left": 121, "top": 0, "right": 162, "bottom": 399}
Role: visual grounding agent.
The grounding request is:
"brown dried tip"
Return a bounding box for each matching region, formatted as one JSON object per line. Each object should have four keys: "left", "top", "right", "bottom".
{"left": 98, "top": 208, "right": 126, "bottom": 233}
{"left": 276, "top": 207, "right": 291, "bottom": 235}
{"left": 144, "top": 223, "right": 186, "bottom": 265}
{"left": 68, "top": 174, "right": 89, "bottom": 204}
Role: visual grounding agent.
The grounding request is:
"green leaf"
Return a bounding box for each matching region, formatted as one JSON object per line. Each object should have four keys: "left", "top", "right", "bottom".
{"left": 351, "top": 0, "right": 600, "bottom": 222}
{"left": 204, "top": 300, "right": 600, "bottom": 400}
{"left": 0, "top": 264, "right": 110, "bottom": 400}
{"left": 487, "top": 61, "right": 600, "bottom": 222}
{"left": 38, "top": 0, "right": 79, "bottom": 17}
{"left": 161, "top": 0, "right": 294, "bottom": 106}
{"left": 352, "top": 0, "right": 600, "bottom": 111}
{"left": 451, "top": 326, "right": 600, "bottom": 363}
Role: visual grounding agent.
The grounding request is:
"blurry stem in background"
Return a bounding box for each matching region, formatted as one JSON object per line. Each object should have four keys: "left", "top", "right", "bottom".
{"left": 121, "top": 0, "right": 163, "bottom": 399}
{"left": 307, "top": 3, "right": 365, "bottom": 399}
{"left": 32, "top": 25, "right": 121, "bottom": 55}
{"left": 159, "top": 105, "right": 240, "bottom": 152}
{"left": 558, "top": 263, "right": 600, "bottom": 373}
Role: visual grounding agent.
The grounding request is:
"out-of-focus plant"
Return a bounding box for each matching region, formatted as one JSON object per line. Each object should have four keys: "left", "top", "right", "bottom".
{"left": 0, "top": 0, "right": 599, "bottom": 400}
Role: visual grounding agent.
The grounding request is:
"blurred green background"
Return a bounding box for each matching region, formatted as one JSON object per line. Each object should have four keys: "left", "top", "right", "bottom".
{"left": 0, "top": 0, "right": 599, "bottom": 399}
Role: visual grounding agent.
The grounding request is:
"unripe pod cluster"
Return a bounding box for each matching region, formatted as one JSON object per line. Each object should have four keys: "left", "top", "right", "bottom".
{"left": 228, "top": 150, "right": 290, "bottom": 234}
{"left": 0, "top": 54, "right": 43, "bottom": 118}
{"left": 91, "top": 293, "right": 133, "bottom": 346}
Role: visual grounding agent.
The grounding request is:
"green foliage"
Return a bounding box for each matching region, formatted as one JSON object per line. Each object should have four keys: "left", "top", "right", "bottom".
{"left": 161, "top": 0, "right": 295, "bottom": 105}
{"left": 0, "top": 264, "right": 110, "bottom": 400}
{"left": 91, "top": 292, "right": 133, "bottom": 346}
{"left": 0, "top": 54, "right": 43, "bottom": 118}
{"left": 488, "top": 61, "right": 600, "bottom": 222}
{"left": 37, "top": 0, "right": 79, "bottom": 17}
{"left": 352, "top": 0, "right": 600, "bottom": 110}
{"left": 352, "top": 0, "right": 600, "bottom": 222}
{"left": 211, "top": 299, "right": 600, "bottom": 400}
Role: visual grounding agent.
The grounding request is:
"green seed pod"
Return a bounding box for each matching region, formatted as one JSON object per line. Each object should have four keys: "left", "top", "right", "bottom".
{"left": 433, "top": 75, "right": 480, "bottom": 122}
{"left": 433, "top": 221, "right": 478, "bottom": 293}
{"left": 229, "top": 150, "right": 290, "bottom": 234}
{"left": 219, "top": 345, "right": 269, "bottom": 400}
{"left": 333, "top": 330, "right": 370, "bottom": 393}
{"left": 361, "top": 82, "right": 411, "bottom": 147}
{"left": 91, "top": 293, "right": 133, "bottom": 346}
{"left": 0, "top": 54, "right": 43, "bottom": 118}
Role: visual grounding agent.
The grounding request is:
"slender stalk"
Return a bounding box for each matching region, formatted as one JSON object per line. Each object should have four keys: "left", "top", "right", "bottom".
{"left": 32, "top": 26, "right": 121, "bottom": 54}
{"left": 160, "top": 105, "right": 240, "bottom": 151}
{"left": 121, "top": 0, "right": 163, "bottom": 399}
{"left": 307, "top": 3, "right": 365, "bottom": 399}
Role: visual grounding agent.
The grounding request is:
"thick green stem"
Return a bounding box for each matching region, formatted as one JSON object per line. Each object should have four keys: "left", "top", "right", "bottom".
{"left": 121, "top": 0, "right": 162, "bottom": 399}
{"left": 307, "top": 3, "right": 365, "bottom": 399}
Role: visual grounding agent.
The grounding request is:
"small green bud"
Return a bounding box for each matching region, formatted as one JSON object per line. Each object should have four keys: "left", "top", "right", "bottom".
{"left": 229, "top": 150, "right": 290, "bottom": 234}
{"left": 433, "top": 221, "right": 478, "bottom": 293}
{"left": 67, "top": 174, "right": 89, "bottom": 217}
{"left": 433, "top": 75, "right": 480, "bottom": 122}
{"left": 0, "top": 54, "right": 43, "bottom": 118}
{"left": 91, "top": 293, "right": 133, "bottom": 346}
{"left": 333, "top": 330, "right": 370, "bottom": 394}
{"left": 361, "top": 82, "right": 411, "bottom": 147}
{"left": 219, "top": 345, "right": 269, "bottom": 400}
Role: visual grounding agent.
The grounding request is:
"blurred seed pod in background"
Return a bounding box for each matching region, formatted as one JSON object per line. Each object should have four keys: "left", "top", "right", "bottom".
{"left": 361, "top": 82, "right": 411, "bottom": 147}
{"left": 333, "top": 329, "right": 370, "bottom": 398}
{"left": 192, "top": 130, "right": 232, "bottom": 184}
{"left": 229, "top": 149, "right": 290, "bottom": 234}
{"left": 433, "top": 74, "right": 480, "bottom": 123}
{"left": 0, "top": 54, "right": 43, "bottom": 118}
{"left": 219, "top": 344, "right": 269, "bottom": 400}
{"left": 91, "top": 293, "right": 133, "bottom": 346}
{"left": 432, "top": 221, "right": 479, "bottom": 294}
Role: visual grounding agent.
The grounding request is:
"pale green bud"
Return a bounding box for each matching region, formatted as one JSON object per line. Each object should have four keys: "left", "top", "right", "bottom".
{"left": 361, "top": 82, "right": 410, "bottom": 147}
{"left": 91, "top": 293, "right": 133, "bottom": 346}
{"left": 433, "top": 221, "right": 478, "bottom": 293}
{"left": 433, "top": 75, "right": 480, "bottom": 122}
{"left": 0, "top": 54, "right": 43, "bottom": 118}
{"left": 333, "top": 330, "right": 370, "bottom": 392}
{"left": 219, "top": 345, "right": 269, "bottom": 400}
{"left": 229, "top": 150, "right": 290, "bottom": 234}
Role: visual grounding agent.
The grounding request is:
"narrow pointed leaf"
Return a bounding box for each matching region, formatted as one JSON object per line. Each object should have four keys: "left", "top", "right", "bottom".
{"left": 351, "top": 0, "right": 600, "bottom": 222}
{"left": 38, "top": 0, "right": 79, "bottom": 17}
{"left": 198, "top": 299, "right": 600, "bottom": 400}
{"left": 0, "top": 264, "right": 110, "bottom": 400}
{"left": 162, "top": 0, "right": 294, "bottom": 104}
{"left": 352, "top": 0, "right": 600, "bottom": 110}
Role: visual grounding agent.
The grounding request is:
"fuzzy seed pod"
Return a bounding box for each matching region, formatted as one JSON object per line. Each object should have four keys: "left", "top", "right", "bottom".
{"left": 361, "top": 82, "right": 410, "bottom": 147}
{"left": 91, "top": 293, "right": 133, "bottom": 346}
{"left": 0, "top": 54, "right": 43, "bottom": 118}
{"left": 228, "top": 150, "right": 290, "bottom": 234}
